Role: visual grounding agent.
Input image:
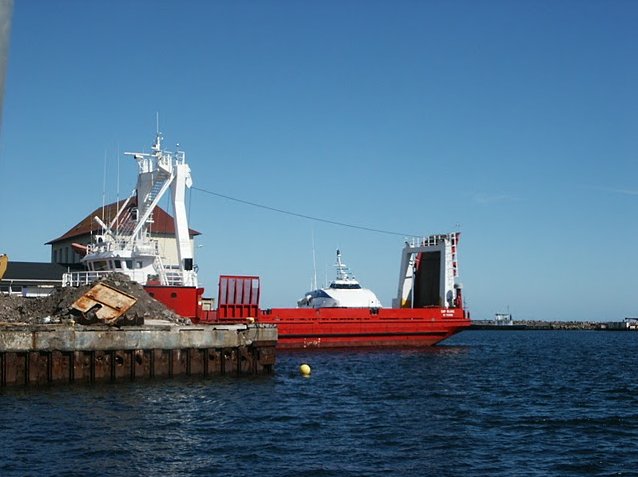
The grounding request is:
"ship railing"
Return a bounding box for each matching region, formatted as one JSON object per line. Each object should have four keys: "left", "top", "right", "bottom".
{"left": 158, "top": 265, "right": 178, "bottom": 284}
{"left": 132, "top": 238, "right": 160, "bottom": 254}
{"left": 160, "top": 269, "right": 198, "bottom": 287}
{"left": 62, "top": 271, "right": 114, "bottom": 287}
{"left": 85, "top": 242, "right": 110, "bottom": 254}
{"left": 163, "top": 270, "right": 184, "bottom": 286}
{"left": 84, "top": 233, "right": 160, "bottom": 257}
{"left": 408, "top": 232, "right": 458, "bottom": 248}
{"left": 63, "top": 268, "right": 196, "bottom": 288}
{"left": 86, "top": 237, "right": 139, "bottom": 253}
{"left": 63, "top": 269, "right": 160, "bottom": 287}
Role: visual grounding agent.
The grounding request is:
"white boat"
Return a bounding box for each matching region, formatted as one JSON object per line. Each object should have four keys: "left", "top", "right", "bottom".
{"left": 63, "top": 132, "right": 198, "bottom": 288}
{"left": 297, "top": 250, "right": 382, "bottom": 308}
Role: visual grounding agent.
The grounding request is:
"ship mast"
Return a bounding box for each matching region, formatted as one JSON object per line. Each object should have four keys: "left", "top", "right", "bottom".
{"left": 124, "top": 132, "right": 196, "bottom": 286}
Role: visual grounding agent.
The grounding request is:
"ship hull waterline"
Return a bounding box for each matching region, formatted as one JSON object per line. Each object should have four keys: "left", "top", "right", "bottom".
{"left": 256, "top": 307, "right": 471, "bottom": 349}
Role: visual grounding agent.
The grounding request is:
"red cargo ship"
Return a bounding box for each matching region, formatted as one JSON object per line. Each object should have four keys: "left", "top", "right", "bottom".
{"left": 207, "top": 234, "right": 471, "bottom": 348}
{"left": 64, "top": 132, "right": 471, "bottom": 348}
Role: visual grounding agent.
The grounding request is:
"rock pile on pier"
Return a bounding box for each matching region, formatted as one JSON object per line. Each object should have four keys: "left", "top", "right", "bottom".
{"left": 0, "top": 273, "right": 190, "bottom": 325}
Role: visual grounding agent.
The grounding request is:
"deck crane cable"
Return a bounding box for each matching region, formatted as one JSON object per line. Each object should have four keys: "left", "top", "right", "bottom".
{"left": 192, "top": 186, "right": 420, "bottom": 238}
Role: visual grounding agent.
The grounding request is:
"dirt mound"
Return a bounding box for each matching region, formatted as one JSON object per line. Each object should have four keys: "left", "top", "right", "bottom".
{"left": 0, "top": 273, "right": 191, "bottom": 326}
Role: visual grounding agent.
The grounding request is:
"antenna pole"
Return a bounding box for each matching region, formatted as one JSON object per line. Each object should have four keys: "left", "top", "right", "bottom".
{"left": 312, "top": 230, "right": 317, "bottom": 290}
{"left": 116, "top": 144, "right": 120, "bottom": 234}
{"left": 102, "top": 149, "right": 107, "bottom": 222}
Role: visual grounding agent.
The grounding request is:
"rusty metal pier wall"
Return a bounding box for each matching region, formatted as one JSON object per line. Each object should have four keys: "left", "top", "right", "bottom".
{"left": 0, "top": 322, "right": 277, "bottom": 386}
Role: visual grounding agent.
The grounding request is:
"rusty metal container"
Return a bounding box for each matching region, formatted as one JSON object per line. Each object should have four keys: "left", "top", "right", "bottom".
{"left": 71, "top": 283, "right": 137, "bottom": 324}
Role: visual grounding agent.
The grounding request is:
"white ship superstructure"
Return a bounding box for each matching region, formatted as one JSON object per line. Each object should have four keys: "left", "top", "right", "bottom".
{"left": 297, "top": 250, "right": 382, "bottom": 308}
{"left": 63, "top": 132, "right": 197, "bottom": 287}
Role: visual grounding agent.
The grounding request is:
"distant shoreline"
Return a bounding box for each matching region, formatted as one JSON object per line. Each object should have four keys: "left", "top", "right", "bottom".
{"left": 470, "top": 320, "right": 637, "bottom": 331}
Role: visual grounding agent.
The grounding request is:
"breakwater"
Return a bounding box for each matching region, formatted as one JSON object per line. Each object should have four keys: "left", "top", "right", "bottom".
{"left": 471, "top": 320, "right": 635, "bottom": 330}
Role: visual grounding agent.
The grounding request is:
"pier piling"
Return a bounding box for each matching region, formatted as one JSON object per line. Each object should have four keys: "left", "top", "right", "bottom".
{"left": 0, "top": 322, "right": 277, "bottom": 386}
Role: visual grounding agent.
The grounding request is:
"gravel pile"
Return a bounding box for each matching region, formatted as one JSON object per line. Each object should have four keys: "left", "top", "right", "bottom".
{"left": 0, "top": 273, "right": 191, "bottom": 326}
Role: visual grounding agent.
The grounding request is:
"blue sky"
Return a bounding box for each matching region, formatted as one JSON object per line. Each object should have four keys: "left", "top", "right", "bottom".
{"left": 1, "top": 0, "right": 636, "bottom": 321}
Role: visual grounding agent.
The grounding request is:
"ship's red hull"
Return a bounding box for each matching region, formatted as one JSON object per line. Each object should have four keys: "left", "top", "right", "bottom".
{"left": 257, "top": 307, "right": 471, "bottom": 349}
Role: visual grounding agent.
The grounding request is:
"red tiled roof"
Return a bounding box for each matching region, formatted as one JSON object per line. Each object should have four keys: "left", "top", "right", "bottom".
{"left": 47, "top": 199, "right": 201, "bottom": 244}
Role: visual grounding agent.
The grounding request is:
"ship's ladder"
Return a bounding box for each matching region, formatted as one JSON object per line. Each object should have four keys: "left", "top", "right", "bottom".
{"left": 445, "top": 244, "right": 455, "bottom": 289}
{"left": 443, "top": 234, "right": 459, "bottom": 280}
{"left": 144, "top": 170, "right": 171, "bottom": 211}
{"left": 126, "top": 168, "right": 174, "bottom": 248}
{"left": 152, "top": 253, "right": 170, "bottom": 286}
{"left": 450, "top": 232, "right": 459, "bottom": 278}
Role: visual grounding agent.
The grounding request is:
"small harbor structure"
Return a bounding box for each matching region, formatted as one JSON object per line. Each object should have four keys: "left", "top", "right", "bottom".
{"left": 598, "top": 317, "right": 638, "bottom": 331}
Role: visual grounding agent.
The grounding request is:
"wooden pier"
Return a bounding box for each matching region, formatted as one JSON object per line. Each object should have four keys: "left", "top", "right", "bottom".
{"left": 0, "top": 321, "right": 277, "bottom": 386}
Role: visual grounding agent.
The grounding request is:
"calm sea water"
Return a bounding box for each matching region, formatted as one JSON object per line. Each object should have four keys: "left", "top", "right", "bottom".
{"left": 1, "top": 330, "right": 638, "bottom": 476}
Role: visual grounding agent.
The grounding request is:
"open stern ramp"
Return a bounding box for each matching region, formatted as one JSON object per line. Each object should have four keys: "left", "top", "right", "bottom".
{"left": 393, "top": 232, "right": 462, "bottom": 309}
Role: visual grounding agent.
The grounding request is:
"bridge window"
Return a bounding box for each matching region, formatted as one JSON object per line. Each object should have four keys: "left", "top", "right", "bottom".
{"left": 94, "top": 261, "right": 109, "bottom": 271}
{"left": 329, "top": 283, "right": 361, "bottom": 289}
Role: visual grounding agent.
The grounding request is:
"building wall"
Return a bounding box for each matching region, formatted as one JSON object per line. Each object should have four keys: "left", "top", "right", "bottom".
{"left": 51, "top": 239, "right": 83, "bottom": 265}
{"left": 155, "top": 236, "right": 196, "bottom": 265}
